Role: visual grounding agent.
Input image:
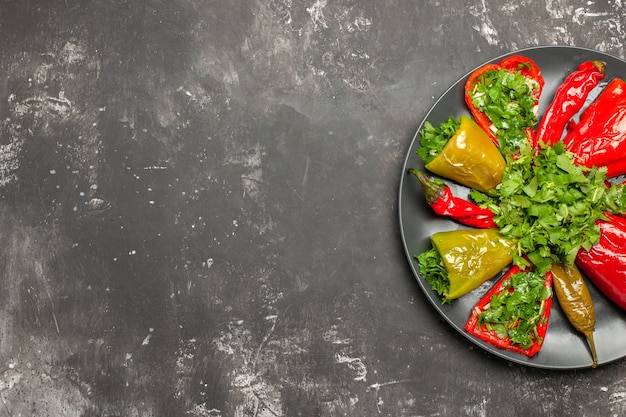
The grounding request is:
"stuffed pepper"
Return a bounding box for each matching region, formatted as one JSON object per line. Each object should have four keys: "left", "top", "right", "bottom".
{"left": 464, "top": 55, "right": 544, "bottom": 154}
{"left": 564, "top": 77, "right": 626, "bottom": 178}
{"left": 417, "top": 115, "right": 506, "bottom": 193}
{"left": 465, "top": 265, "right": 553, "bottom": 357}
{"left": 416, "top": 228, "right": 514, "bottom": 302}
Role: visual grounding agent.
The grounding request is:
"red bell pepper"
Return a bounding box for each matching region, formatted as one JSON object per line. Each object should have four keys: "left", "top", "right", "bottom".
{"left": 409, "top": 169, "right": 497, "bottom": 228}
{"left": 534, "top": 60, "right": 606, "bottom": 148}
{"left": 465, "top": 62, "right": 501, "bottom": 145}
{"left": 465, "top": 265, "right": 553, "bottom": 357}
{"left": 498, "top": 56, "right": 544, "bottom": 79}
{"left": 576, "top": 213, "right": 626, "bottom": 310}
{"left": 564, "top": 78, "right": 626, "bottom": 178}
{"left": 464, "top": 55, "right": 545, "bottom": 149}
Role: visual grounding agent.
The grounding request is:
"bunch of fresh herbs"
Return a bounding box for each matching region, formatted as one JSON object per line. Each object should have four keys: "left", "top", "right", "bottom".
{"left": 471, "top": 141, "right": 626, "bottom": 274}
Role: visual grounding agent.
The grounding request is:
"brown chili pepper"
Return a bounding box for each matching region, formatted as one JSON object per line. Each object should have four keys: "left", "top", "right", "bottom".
{"left": 550, "top": 262, "right": 597, "bottom": 368}
{"left": 408, "top": 169, "right": 497, "bottom": 229}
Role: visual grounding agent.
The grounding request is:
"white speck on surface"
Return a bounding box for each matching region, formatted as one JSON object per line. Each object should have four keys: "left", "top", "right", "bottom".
{"left": 211, "top": 320, "right": 284, "bottom": 416}
{"left": 472, "top": 16, "right": 499, "bottom": 45}
{"left": 307, "top": 0, "right": 329, "bottom": 29}
{"left": 609, "top": 391, "right": 626, "bottom": 404}
{"left": 59, "top": 40, "right": 88, "bottom": 65}
{"left": 323, "top": 326, "right": 351, "bottom": 345}
{"left": 335, "top": 353, "right": 367, "bottom": 381}
{"left": 368, "top": 379, "right": 412, "bottom": 391}
{"left": 463, "top": 396, "right": 488, "bottom": 417}
{"left": 187, "top": 403, "right": 223, "bottom": 416}
{"left": 573, "top": 6, "right": 608, "bottom": 24}
{"left": 0, "top": 368, "right": 23, "bottom": 390}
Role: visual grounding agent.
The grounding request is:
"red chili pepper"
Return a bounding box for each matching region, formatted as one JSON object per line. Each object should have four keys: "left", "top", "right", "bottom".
{"left": 464, "top": 55, "right": 545, "bottom": 147}
{"left": 534, "top": 60, "right": 606, "bottom": 148}
{"left": 564, "top": 78, "right": 626, "bottom": 178}
{"left": 576, "top": 213, "right": 626, "bottom": 310}
{"left": 464, "top": 265, "right": 553, "bottom": 357}
{"left": 409, "top": 169, "right": 497, "bottom": 229}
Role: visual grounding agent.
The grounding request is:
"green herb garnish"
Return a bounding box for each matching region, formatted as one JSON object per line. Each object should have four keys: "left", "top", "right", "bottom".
{"left": 478, "top": 270, "right": 551, "bottom": 349}
{"left": 470, "top": 141, "right": 626, "bottom": 274}
{"left": 417, "top": 116, "right": 460, "bottom": 165}
{"left": 415, "top": 248, "right": 451, "bottom": 303}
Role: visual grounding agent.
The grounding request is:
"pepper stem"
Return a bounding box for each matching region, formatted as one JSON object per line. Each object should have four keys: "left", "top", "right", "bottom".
{"left": 591, "top": 60, "right": 606, "bottom": 73}
{"left": 408, "top": 169, "right": 445, "bottom": 204}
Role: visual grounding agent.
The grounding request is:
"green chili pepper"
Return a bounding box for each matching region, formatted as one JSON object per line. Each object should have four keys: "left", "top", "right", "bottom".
{"left": 418, "top": 115, "right": 506, "bottom": 193}
{"left": 418, "top": 229, "right": 514, "bottom": 301}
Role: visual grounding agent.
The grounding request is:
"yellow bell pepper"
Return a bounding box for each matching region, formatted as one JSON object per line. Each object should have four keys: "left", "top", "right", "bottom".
{"left": 425, "top": 116, "right": 505, "bottom": 193}
{"left": 431, "top": 228, "right": 514, "bottom": 299}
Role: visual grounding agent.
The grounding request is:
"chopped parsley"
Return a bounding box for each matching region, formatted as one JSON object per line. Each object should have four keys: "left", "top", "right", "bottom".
{"left": 417, "top": 116, "right": 460, "bottom": 165}
{"left": 470, "top": 141, "right": 626, "bottom": 274}
{"left": 415, "top": 248, "right": 451, "bottom": 303}
{"left": 468, "top": 68, "right": 539, "bottom": 154}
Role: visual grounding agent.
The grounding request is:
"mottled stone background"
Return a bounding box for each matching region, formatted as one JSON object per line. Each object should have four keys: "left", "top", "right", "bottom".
{"left": 1, "top": 0, "right": 626, "bottom": 416}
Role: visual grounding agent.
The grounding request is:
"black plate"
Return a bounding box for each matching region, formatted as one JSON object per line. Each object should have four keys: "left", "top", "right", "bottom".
{"left": 399, "top": 46, "right": 626, "bottom": 369}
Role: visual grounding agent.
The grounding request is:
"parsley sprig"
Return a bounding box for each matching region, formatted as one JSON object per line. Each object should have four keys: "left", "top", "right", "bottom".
{"left": 417, "top": 116, "right": 460, "bottom": 165}
{"left": 471, "top": 141, "right": 626, "bottom": 274}
{"left": 415, "top": 248, "right": 451, "bottom": 303}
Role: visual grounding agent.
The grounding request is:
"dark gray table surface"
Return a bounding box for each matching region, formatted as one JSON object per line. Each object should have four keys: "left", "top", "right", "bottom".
{"left": 1, "top": 1, "right": 626, "bottom": 416}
